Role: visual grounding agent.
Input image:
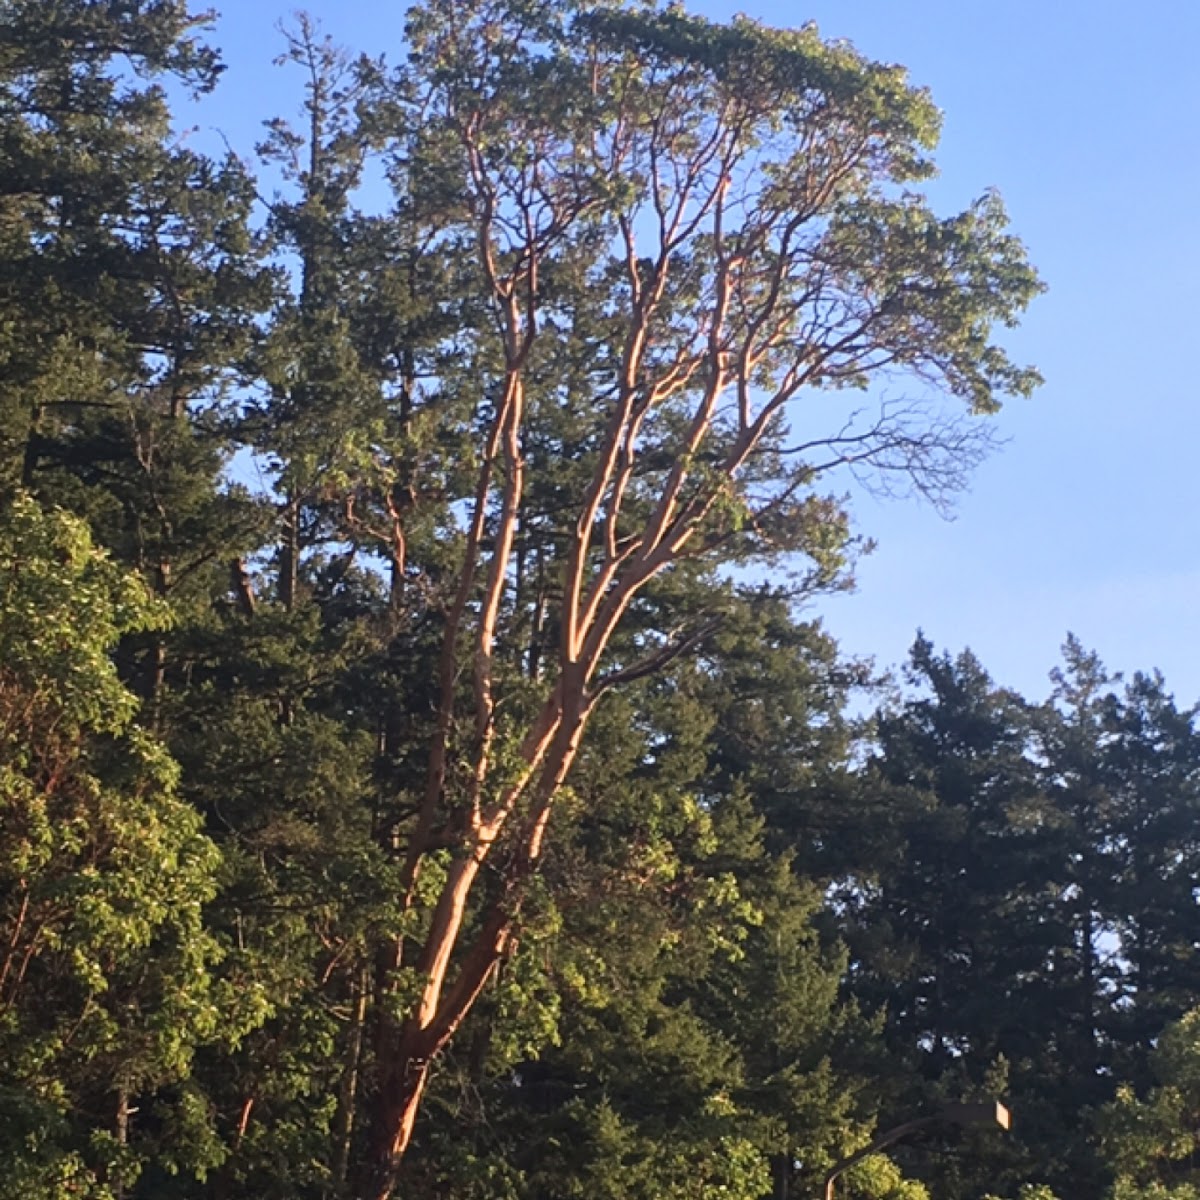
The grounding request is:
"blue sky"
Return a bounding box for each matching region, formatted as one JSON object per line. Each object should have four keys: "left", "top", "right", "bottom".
{"left": 186, "top": 0, "right": 1200, "bottom": 703}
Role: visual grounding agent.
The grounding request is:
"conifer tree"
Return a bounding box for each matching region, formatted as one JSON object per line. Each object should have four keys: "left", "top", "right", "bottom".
{"left": 0, "top": 0, "right": 272, "bottom": 715}
{"left": 1102, "top": 673, "right": 1200, "bottom": 1060}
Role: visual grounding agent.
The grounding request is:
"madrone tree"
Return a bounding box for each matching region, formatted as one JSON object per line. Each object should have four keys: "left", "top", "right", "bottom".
{"left": 356, "top": 1, "right": 1042, "bottom": 1193}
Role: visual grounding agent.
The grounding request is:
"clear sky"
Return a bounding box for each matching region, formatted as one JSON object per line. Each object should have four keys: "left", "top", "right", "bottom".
{"left": 186, "top": 0, "right": 1200, "bottom": 704}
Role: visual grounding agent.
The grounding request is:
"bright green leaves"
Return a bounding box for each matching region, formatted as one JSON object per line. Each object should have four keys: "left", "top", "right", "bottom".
{"left": 0, "top": 494, "right": 167, "bottom": 733}
{"left": 0, "top": 496, "right": 227, "bottom": 1195}
{"left": 389, "top": 0, "right": 1042, "bottom": 638}
{"left": 827, "top": 190, "right": 1045, "bottom": 411}
{"left": 1098, "top": 1010, "right": 1200, "bottom": 1198}
{"left": 577, "top": 7, "right": 942, "bottom": 179}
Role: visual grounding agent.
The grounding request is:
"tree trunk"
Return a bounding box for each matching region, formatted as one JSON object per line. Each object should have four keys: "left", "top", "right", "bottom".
{"left": 356, "top": 1047, "right": 433, "bottom": 1200}
{"left": 20, "top": 405, "right": 42, "bottom": 488}
{"left": 113, "top": 1087, "right": 131, "bottom": 1200}
{"left": 331, "top": 967, "right": 369, "bottom": 1194}
{"left": 772, "top": 1150, "right": 792, "bottom": 1200}
{"left": 280, "top": 492, "right": 300, "bottom": 611}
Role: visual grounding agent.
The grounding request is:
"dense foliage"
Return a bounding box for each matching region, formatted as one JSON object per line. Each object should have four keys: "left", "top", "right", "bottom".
{"left": 3, "top": 2, "right": 1196, "bottom": 1199}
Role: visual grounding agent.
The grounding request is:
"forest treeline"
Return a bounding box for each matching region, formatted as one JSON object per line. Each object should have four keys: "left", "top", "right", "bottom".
{"left": 2, "top": 2, "right": 1198, "bottom": 1199}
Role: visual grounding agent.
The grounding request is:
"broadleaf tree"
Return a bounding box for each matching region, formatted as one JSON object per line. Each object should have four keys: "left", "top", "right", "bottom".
{"left": 350, "top": 0, "right": 1043, "bottom": 1192}
{"left": 0, "top": 496, "right": 235, "bottom": 1197}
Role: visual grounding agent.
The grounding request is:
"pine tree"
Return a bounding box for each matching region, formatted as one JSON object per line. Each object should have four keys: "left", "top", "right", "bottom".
{"left": 838, "top": 638, "right": 1064, "bottom": 1199}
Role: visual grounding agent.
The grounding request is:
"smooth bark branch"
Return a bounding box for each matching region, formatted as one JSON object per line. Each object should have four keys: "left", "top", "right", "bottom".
{"left": 359, "top": 6, "right": 1042, "bottom": 1193}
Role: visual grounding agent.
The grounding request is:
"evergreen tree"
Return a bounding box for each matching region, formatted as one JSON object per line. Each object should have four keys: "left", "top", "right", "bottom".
{"left": 839, "top": 638, "right": 1200, "bottom": 1200}
{"left": 0, "top": 0, "right": 272, "bottom": 716}
{"left": 1034, "top": 637, "right": 1124, "bottom": 1087}
{"left": 839, "top": 638, "right": 1063, "bottom": 1199}
{"left": 1102, "top": 673, "right": 1200, "bottom": 1060}
{"left": 146, "top": 22, "right": 460, "bottom": 1195}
